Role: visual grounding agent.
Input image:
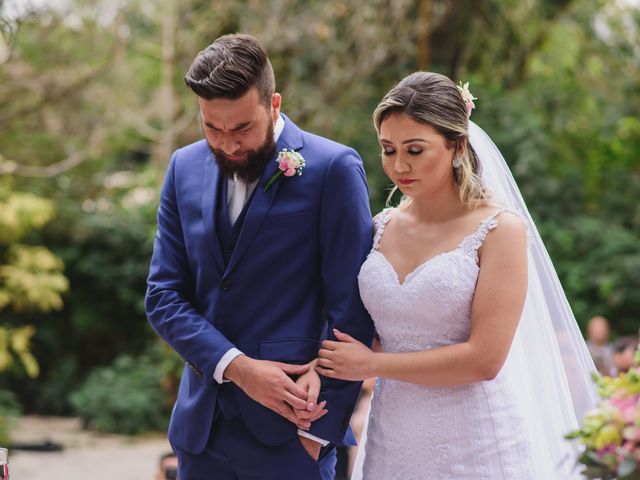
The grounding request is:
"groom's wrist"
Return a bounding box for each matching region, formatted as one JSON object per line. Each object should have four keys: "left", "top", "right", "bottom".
{"left": 223, "top": 354, "right": 251, "bottom": 385}
{"left": 214, "top": 348, "right": 244, "bottom": 383}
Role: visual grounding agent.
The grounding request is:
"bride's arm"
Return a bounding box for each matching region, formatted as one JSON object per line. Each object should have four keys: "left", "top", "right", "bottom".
{"left": 317, "top": 214, "right": 528, "bottom": 386}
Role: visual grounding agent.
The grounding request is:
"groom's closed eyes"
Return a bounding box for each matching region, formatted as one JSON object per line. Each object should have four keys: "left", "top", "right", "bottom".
{"left": 205, "top": 121, "right": 254, "bottom": 133}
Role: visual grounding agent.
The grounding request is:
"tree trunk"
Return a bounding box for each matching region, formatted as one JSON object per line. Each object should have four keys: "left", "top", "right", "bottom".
{"left": 153, "top": 0, "right": 177, "bottom": 168}
{"left": 418, "top": 0, "right": 432, "bottom": 70}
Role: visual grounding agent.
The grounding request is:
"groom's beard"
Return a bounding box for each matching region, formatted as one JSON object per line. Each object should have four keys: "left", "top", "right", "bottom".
{"left": 209, "top": 122, "right": 277, "bottom": 183}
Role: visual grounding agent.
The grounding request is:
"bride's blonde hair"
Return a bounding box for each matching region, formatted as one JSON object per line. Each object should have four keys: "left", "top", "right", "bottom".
{"left": 373, "top": 72, "right": 488, "bottom": 207}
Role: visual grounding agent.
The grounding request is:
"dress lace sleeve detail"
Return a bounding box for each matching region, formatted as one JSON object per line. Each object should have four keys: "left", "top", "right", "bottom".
{"left": 372, "top": 208, "right": 392, "bottom": 250}
{"left": 458, "top": 208, "right": 509, "bottom": 262}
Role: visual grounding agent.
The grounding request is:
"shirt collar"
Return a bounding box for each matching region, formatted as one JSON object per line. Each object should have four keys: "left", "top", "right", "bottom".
{"left": 274, "top": 115, "right": 285, "bottom": 142}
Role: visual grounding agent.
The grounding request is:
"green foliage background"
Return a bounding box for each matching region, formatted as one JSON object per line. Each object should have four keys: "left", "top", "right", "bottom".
{"left": 0, "top": 0, "right": 638, "bottom": 430}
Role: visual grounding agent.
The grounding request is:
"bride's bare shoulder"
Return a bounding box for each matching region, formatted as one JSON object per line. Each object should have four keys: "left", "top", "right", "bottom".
{"left": 473, "top": 202, "right": 524, "bottom": 225}
{"left": 482, "top": 210, "right": 528, "bottom": 254}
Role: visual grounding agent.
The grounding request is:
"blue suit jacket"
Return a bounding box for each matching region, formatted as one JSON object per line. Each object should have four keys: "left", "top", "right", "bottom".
{"left": 145, "top": 115, "right": 375, "bottom": 454}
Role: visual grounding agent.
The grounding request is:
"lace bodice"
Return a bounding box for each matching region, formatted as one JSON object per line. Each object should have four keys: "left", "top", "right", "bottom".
{"left": 355, "top": 208, "right": 533, "bottom": 480}
{"left": 363, "top": 207, "right": 505, "bottom": 354}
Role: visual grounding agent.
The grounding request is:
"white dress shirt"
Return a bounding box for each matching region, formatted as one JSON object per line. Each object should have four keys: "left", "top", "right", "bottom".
{"left": 212, "top": 115, "right": 328, "bottom": 446}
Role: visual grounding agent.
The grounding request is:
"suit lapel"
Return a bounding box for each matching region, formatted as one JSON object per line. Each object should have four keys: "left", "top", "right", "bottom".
{"left": 225, "top": 115, "right": 304, "bottom": 274}
{"left": 202, "top": 152, "right": 225, "bottom": 270}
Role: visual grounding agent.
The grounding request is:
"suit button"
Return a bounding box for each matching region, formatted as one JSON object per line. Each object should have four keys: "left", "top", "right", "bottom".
{"left": 221, "top": 279, "right": 232, "bottom": 291}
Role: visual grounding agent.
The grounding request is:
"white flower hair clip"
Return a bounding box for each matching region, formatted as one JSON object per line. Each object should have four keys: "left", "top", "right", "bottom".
{"left": 457, "top": 81, "right": 477, "bottom": 118}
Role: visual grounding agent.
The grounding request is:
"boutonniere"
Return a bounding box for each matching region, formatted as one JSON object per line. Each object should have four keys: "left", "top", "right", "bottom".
{"left": 264, "top": 149, "right": 306, "bottom": 192}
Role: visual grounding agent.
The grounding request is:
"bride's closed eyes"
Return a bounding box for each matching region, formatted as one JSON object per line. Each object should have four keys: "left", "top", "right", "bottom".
{"left": 381, "top": 146, "right": 425, "bottom": 156}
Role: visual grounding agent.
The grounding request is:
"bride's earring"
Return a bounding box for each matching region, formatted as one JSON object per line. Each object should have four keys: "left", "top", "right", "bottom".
{"left": 452, "top": 155, "right": 463, "bottom": 169}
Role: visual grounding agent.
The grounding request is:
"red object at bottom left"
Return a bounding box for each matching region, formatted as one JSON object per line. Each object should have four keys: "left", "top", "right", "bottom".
{"left": 0, "top": 447, "right": 8, "bottom": 480}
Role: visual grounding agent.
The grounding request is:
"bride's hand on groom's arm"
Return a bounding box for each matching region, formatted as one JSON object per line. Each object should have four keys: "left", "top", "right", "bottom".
{"left": 224, "top": 355, "right": 313, "bottom": 428}
{"left": 316, "top": 329, "right": 377, "bottom": 381}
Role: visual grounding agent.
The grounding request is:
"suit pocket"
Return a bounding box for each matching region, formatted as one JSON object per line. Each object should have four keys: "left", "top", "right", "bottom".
{"left": 259, "top": 338, "right": 319, "bottom": 364}
{"left": 261, "top": 211, "right": 309, "bottom": 230}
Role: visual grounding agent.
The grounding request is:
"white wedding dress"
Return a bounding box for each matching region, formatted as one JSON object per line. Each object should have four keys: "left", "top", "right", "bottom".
{"left": 356, "top": 207, "right": 534, "bottom": 479}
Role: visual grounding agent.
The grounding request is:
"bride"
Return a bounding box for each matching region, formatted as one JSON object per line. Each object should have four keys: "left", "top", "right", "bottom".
{"left": 314, "top": 72, "right": 599, "bottom": 479}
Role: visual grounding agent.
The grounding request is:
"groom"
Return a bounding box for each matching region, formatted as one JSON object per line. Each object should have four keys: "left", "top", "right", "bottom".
{"left": 145, "top": 33, "right": 375, "bottom": 479}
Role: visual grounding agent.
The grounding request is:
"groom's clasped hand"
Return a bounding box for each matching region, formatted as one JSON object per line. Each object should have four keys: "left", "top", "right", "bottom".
{"left": 291, "top": 359, "right": 329, "bottom": 428}
{"left": 224, "top": 355, "right": 328, "bottom": 430}
{"left": 259, "top": 328, "right": 375, "bottom": 429}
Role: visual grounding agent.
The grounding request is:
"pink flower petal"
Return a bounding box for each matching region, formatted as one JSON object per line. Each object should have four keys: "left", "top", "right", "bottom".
{"left": 465, "top": 101, "right": 475, "bottom": 117}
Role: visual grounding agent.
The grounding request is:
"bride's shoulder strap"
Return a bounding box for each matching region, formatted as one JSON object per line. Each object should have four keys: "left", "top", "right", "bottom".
{"left": 372, "top": 208, "right": 393, "bottom": 250}
{"left": 459, "top": 207, "right": 523, "bottom": 260}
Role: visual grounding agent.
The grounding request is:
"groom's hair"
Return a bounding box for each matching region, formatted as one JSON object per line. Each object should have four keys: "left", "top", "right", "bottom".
{"left": 185, "top": 33, "right": 275, "bottom": 107}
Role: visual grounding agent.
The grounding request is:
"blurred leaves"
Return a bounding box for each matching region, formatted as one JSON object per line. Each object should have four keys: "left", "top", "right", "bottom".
{"left": 0, "top": 191, "right": 54, "bottom": 244}
{"left": 0, "top": 388, "right": 21, "bottom": 445}
{"left": 70, "top": 341, "right": 181, "bottom": 435}
{"left": 0, "top": 182, "right": 68, "bottom": 382}
{"left": 0, "top": 245, "right": 68, "bottom": 312}
{"left": 0, "top": 326, "right": 38, "bottom": 378}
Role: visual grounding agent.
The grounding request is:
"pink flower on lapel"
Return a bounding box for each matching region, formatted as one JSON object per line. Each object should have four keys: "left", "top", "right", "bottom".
{"left": 278, "top": 152, "right": 299, "bottom": 177}
{"left": 264, "top": 149, "right": 306, "bottom": 192}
